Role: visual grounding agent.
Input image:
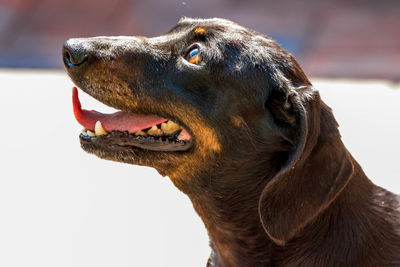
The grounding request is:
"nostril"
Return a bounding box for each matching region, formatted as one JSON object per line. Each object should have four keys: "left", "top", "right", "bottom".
{"left": 63, "top": 46, "right": 88, "bottom": 67}
{"left": 64, "top": 49, "right": 73, "bottom": 67}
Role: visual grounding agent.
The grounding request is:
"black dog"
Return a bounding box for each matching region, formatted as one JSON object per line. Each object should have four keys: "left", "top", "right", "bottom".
{"left": 63, "top": 18, "right": 400, "bottom": 266}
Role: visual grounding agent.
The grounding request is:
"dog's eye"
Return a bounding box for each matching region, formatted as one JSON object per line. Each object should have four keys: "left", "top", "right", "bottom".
{"left": 186, "top": 48, "right": 204, "bottom": 65}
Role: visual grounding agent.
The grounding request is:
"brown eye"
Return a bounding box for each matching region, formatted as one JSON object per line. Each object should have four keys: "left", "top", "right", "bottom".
{"left": 186, "top": 48, "right": 205, "bottom": 65}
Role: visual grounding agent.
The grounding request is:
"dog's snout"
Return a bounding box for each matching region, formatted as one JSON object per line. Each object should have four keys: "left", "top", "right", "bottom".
{"left": 63, "top": 39, "right": 89, "bottom": 68}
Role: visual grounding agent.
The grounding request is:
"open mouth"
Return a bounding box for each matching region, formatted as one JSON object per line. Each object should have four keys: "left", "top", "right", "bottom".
{"left": 72, "top": 87, "right": 193, "bottom": 152}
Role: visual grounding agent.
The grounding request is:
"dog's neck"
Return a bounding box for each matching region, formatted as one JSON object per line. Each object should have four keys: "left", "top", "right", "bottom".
{"left": 181, "top": 160, "right": 400, "bottom": 266}
{"left": 175, "top": 155, "right": 280, "bottom": 266}
{"left": 188, "top": 189, "right": 272, "bottom": 266}
{"left": 174, "top": 155, "right": 400, "bottom": 264}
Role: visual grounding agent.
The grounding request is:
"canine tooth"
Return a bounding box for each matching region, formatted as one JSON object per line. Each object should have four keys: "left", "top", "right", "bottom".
{"left": 134, "top": 130, "right": 147, "bottom": 136}
{"left": 95, "top": 121, "right": 108, "bottom": 135}
{"left": 81, "top": 130, "right": 88, "bottom": 136}
{"left": 86, "top": 130, "right": 95, "bottom": 136}
{"left": 147, "top": 125, "right": 163, "bottom": 136}
{"left": 161, "top": 121, "right": 181, "bottom": 134}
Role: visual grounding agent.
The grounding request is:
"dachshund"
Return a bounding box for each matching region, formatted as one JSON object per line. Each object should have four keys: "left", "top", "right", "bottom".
{"left": 63, "top": 18, "right": 400, "bottom": 266}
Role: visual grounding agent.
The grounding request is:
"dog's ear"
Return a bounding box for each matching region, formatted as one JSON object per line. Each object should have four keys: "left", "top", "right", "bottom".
{"left": 258, "top": 85, "right": 355, "bottom": 246}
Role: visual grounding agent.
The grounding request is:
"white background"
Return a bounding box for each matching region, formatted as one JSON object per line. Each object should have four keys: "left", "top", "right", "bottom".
{"left": 0, "top": 70, "right": 399, "bottom": 266}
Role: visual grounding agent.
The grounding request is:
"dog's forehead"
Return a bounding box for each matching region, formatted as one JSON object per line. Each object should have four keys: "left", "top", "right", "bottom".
{"left": 176, "top": 17, "right": 247, "bottom": 32}
{"left": 148, "top": 17, "right": 250, "bottom": 45}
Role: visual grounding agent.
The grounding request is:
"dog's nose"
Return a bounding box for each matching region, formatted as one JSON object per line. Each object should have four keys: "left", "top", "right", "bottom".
{"left": 63, "top": 39, "right": 89, "bottom": 68}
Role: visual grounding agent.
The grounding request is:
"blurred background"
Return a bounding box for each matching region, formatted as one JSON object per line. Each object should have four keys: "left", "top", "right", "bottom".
{"left": 0, "top": 0, "right": 399, "bottom": 79}
{"left": 0, "top": 1, "right": 399, "bottom": 267}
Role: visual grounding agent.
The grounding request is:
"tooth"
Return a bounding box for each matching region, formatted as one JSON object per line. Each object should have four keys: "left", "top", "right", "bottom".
{"left": 147, "top": 125, "right": 163, "bottom": 136}
{"left": 95, "top": 121, "right": 108, "bottom": 135}
{"left": 161, "top": 120, "right": 181, "bottom": 134}
{"left": 134, "top": 130, "right": 147, "bottom": 136}
{"left": 161, "top": 123, "right": 169, "bottom": 132}
{"left": 86, "top": 130, "right": 95, "bottom": 136}
{"left": 168, "top": 121, "right": 182, "bottom": 131}
{"left": 81, "top": 129, "right": 88, "bottom": 136}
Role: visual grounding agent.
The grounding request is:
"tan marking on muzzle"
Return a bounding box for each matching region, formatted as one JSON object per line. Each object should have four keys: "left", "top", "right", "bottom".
{"left": 167, "top": 109, "right": 221, "bottom": 181}
{"left": 195, "top": 125, "right": 221, "bottom": 154}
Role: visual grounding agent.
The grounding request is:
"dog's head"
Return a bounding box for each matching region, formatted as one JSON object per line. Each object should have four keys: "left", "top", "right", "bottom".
{"left": 63, "top": 18, "right": 354, "bottom": 245}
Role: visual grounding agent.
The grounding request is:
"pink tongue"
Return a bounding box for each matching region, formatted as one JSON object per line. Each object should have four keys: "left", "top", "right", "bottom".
{"left": 72, "top": 87, "right": 167, "bottom": 133}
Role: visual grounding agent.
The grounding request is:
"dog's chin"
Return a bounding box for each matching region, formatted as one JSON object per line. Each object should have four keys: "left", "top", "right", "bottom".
{"left": 80, "top": 140, "right": 192, "bottom": 176}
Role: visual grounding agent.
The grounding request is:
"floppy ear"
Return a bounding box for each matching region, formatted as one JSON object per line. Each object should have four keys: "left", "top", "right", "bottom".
{"left": 258, "top": 86, "right": 355, "bottom": 246}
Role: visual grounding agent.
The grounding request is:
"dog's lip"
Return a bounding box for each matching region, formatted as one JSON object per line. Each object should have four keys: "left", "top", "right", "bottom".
{"left": 72, "top": 87, "right": 193, "bottom": 147}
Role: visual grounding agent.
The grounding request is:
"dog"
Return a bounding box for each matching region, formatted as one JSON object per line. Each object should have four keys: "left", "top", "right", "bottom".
{"left": 63, "top": 18, "right": 400, "bottom": 266}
